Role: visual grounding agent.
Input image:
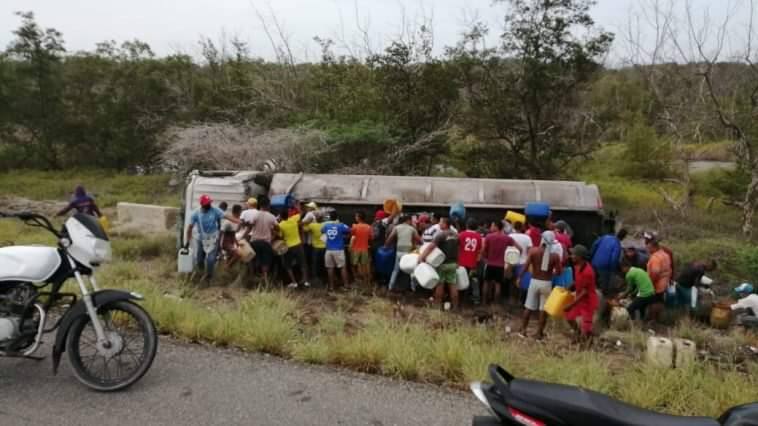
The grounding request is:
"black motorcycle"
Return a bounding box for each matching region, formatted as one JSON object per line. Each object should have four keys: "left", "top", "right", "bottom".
{"left": 471, "top": 364, "right": 758, "bottom": 426}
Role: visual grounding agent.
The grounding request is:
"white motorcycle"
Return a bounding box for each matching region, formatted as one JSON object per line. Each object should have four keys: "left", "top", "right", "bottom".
{"left": 0, "top": 211, "right": 157, "bottom": 391}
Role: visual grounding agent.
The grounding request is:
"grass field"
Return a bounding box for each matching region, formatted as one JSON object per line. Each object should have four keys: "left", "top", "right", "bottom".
{"left": 2, "top": 167, "right": 758, "bottom": 417}
{"left": 0, "top": 170, "right": 179, "bottom": 208}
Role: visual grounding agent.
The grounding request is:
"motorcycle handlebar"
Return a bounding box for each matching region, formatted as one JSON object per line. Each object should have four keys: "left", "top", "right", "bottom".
{"left": 0, "top": 211, "right": 61, "bottom": 238}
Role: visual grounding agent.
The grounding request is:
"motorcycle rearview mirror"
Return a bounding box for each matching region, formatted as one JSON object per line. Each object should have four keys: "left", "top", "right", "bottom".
{"left": 470, "top": 382, "right": 496, "bottom": 417}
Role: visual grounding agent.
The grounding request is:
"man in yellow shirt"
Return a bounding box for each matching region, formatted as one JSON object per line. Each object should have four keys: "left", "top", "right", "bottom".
{"left": 306, "top": 216, "right": 326, "bottom": 286}
{"left": 278, "top": 210, "right": 310, "bottom": 289}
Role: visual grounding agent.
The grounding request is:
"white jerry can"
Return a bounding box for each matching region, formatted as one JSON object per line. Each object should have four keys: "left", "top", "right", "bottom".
{"left": 646, "top": 337, "right": 674, "bottom": 368}
{"left": 456, "top": 266, "right": 470, "bottom": 291}
{"left": 673, "top": 338, "right": 696, "bottom": 369}
{"left": 414, "top": 263, "right": 440, "bottom": 289}
{"left": 399, "top": 253, "right": 420, "bottom": 274}
{"left": 420, "top": 243, "right": 446, "bottom": 268}
{"left": 505, "top": 246, "right": 521, "bottom": 266}
{"left": 177, "top": 248, "right": 194, "bottom": 273}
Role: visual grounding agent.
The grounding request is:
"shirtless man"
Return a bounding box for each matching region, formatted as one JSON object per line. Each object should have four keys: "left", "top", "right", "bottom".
{"left": 517, "top": 231, "right": 562, "bottom": 340}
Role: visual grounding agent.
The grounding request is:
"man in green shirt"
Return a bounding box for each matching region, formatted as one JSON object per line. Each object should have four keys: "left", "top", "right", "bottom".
{"left": 619, "top": 262, "right": 655, "bottom": 320}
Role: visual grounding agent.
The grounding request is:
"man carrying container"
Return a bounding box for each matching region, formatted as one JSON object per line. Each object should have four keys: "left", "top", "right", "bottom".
{"left": 517, "top": 230, "right": 562, "bottom": 340}
{"left": 419, "top": 217, "right": 460, "bottom": 310}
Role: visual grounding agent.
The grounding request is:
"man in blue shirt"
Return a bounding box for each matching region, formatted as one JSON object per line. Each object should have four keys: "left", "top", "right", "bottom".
{"left": 321, "top": 211, "right": 351, "bottom": 291}
{"left": 185, "top": 194, "right": 224, "bottom": 285}
{"left": 590, "top": 228, "right": 627, "bottom": 295}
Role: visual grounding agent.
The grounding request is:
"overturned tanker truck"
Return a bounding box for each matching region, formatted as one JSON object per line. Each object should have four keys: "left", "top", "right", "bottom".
{"left": 180, "top": 170, "right": 608, "bottom": 246}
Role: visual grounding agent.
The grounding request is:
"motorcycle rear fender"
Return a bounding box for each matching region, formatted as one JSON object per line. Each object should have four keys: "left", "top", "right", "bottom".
{"left": 52, "top": 289, "right": 144, "bottom": 374}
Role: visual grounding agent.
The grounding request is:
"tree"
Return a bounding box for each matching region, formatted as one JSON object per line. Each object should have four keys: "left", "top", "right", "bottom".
{"left": 449, "top": 0, "right": 613, "bottom": 178}
{"left": 2, "top": 11, "right": 66, "bottom": 169}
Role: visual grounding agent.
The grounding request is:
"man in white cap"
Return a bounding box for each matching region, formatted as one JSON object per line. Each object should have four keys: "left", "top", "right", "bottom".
{"left": 517, "top": 230, "right": 562, "bottom": 340}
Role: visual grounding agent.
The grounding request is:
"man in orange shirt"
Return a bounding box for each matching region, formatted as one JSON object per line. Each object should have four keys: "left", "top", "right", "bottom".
{"left": 351, "top": 211, "right": 373, "bottom": 286}
{"left": 646, "top": 235, "right": 672, "bottom": 323}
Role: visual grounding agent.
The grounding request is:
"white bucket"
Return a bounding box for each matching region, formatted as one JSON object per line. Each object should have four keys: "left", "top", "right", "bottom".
{"left": 177, "top": 248, "right": 193, "bottom": 273}
{"left": 414, "top": 263, "right": 439, "bottom": 289}
{"left": 456, "top": 266, "right": 470, "bottom": 291}
{"left": 399, "top": 253, "right": 419, "bottom": 274}
{"left": 420, "top": 243, "right": 446, "bottom": 268}
{"left": 505, "top": 246, "right": 520, "bottom": 266}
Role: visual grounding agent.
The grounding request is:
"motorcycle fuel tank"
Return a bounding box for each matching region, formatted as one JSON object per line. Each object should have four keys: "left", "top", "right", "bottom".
{"left": 0, "top": 246, "right": 61, "bottom": 283}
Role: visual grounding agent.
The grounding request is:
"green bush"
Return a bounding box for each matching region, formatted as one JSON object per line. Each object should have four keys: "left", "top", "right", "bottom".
{"left": 620, "top": 120, "right": 675, "bottom": 179}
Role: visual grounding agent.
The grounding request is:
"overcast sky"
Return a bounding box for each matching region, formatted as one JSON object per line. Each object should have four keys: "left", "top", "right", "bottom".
{"left": 0, "top": 0, "right": 749, "bottom": 63}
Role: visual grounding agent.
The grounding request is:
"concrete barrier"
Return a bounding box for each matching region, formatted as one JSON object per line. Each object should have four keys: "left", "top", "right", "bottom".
{"left": 117, "top": 202, "right": 179, "bottom": 233}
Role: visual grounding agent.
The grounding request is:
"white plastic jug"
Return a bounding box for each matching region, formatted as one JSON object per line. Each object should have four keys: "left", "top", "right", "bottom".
{"left": 504, "top": 246, "right": 521, "bottom": 265}
{"left": 399, "top": 253, "right": 419, "bottom": 274}
{"left": 674, "top": 338, "right": 696, "bottom": 369}
{"left": 177, "top": 248, "right": 193, "bottom": 273}
{"left": 456, "top": 266, "right": 470, "bottom": 290}
{"left": 646, "top": 337, "right": 674, "bottom": 368}
{"left": 414, "top": 263, "right": 440, "bottom": 289}
{"left": 237, "top": 240, "right": 256, "bottom": 263}
{"left": 420, "top": 243, "right": 446, "bottom": 268}
{"left": 610, "top": 307, "right": 630, "bottom": 330}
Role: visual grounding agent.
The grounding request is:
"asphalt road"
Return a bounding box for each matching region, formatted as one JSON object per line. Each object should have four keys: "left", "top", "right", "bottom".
{"left": 0, "top": 337, "right": 485, "bottom": 426}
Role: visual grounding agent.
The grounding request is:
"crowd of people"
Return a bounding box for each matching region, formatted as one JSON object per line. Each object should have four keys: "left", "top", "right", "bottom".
{"left": 184, "top": 193, "right": 758, "bottom": 341}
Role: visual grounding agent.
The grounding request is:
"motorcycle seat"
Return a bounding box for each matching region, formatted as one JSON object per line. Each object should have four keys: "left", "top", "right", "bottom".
{"left": 508, "top": 379, "right": 718, "bottom": 426}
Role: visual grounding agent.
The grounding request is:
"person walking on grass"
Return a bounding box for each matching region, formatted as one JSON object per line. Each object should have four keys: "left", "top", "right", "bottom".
{"left": 322, "top": 211, "right": 351, "bottom": 291}
{"left": 386, "top": 214, "right": 421, "bottom": 291}
{"left": 458, "top": 218, "right": 483, "bottom": 305}
{"left": 184, "top": 194, "right": 224, "bottom": 286}
{"left": 57, "top": 184, "right": 102, "bottom": 218}
{"left": 351, "top": 211, "right": 373, "bottom": 286}
{"left": 278, "top": 208, "right": 310, "bottom": 289}
{"left": 481, "top": 221, "right": 516, "bottom": 305}
{"left": 563, "top": 245, "right": 598, "bottom": 346}
{"left": 419, "top": 217, "right": 460, "bottom": 310}
{"left": 619, "top": 262, "right": 656, "bottom": 321}
{"left": 517, "top": 231, "right": 562, "bottom": 340}
{"left": 645, "top": 235, "right": 672, "bottom": 323}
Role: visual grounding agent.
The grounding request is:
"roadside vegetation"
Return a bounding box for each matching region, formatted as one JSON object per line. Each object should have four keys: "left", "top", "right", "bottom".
{"left": 82, "top": 240, "right": 758, "bottom": 417}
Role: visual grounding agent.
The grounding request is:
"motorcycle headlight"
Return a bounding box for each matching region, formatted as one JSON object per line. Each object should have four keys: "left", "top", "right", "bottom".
{"left": 92, "top": 239, "right": 112, "bottom": 263}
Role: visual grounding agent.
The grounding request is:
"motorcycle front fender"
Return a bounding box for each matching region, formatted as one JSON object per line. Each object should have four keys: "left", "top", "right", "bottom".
{"left": 52, "top": 289, "right": 144, "bottom": 374}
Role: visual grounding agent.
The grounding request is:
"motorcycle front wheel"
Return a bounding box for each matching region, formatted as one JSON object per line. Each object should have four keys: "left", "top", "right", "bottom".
{"left": 66, "top": 300, "right": 158, "bottom": 392}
